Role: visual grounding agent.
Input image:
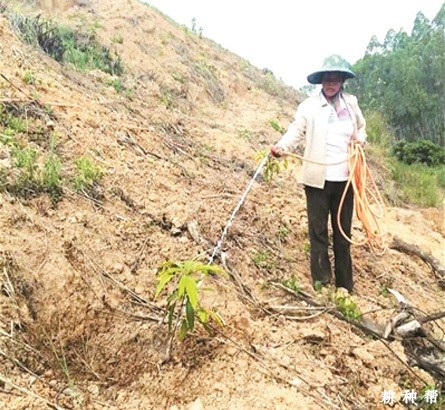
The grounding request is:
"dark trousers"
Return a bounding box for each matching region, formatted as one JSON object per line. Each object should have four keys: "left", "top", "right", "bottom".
{"left": 304, "top": 182, "right": 354, "bottom": 292}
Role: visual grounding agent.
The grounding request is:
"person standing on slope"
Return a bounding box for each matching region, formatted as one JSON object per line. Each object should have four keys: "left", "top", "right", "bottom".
{"left": 270, "top": 55, "right": 367, "bottom": 293}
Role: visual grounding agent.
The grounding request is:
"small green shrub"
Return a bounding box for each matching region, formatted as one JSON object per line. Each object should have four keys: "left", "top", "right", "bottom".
{"left": 256, "top": 149, "right": 289, "bottom": 182}
{"left": 393, "top": 139, "right": 445, "bottom": 167}
{"left": 59, "top": 26, "right": 123, "bottom": 75}
{"left": 9, "top": 13, "right": 123, "bottom": 75}
{"left": 22, "top": 70, "right": 36, "bottom": 85}
{"left": 155, "top": 260, "right": 224, "bottom": 341}
{"left": 11, "top": 146, "right": 39, "bottom": 185}
{"left": 332, "top": 290, "right": 361, "bottom": 321}
{"left": 108, "top": 78, "right": 125, "bottom": 93}
{"left": 268, "top": 119, "right": 285, "bottom": 134}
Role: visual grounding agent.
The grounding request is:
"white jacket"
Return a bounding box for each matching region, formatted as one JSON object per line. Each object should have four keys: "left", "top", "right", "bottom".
{"left": 277, "top": 92, "right": 367, "bottom": 188}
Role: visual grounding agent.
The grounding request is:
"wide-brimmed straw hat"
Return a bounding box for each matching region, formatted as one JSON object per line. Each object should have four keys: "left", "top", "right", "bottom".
{"left": 307, "top": 54, "right": 356, "bottom": 84}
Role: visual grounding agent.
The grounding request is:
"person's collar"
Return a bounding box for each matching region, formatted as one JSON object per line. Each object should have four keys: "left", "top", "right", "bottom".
{"left": 319, "top": 90, "right": 342, "bottom": 107}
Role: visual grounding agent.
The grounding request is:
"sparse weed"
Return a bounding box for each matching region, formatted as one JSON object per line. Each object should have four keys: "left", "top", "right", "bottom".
{"left": 437, "top": 167, "right": 445, "bottom": 189}
{"left": 282, "top": 276, "right": 301, "bottom": 293}
{"left": 111, "top": 33, "right": 124, "bottom": 44}
{"left": 379, "top": 283, "right": 390, "bottom": 297}
{"left": 191, "top": 60, "right": 225, "bottom": 104}
{"left": 159, "top": 84, "right": 175, "bottom": 109}
{"left": 302, "top": 240, "right": 311, "bottom": 254}
{"left": 237, "top": 128, "right": 253, "bottom": 141}
{"left": 252, "top": 249, "right": 275, "bottom": 270}
{"left": 155, "top": 260, "right": 225, "bottom": 341}
{"left": 11, "top": 145, "right": 39, "bottom": 187}
{"left": 73, "top": 156, "right": 103, "bottom": 192}
{"left": 22, "top": 70, "right": 36, "bottom": 85}
{"left": 108, "top": 78, "right": 125, "bottom": 93}
{"left": 277, "top": 225, "right": 290, "bottom": 242}
{"left": 43, "top": 154, "right": 62, "bottom": 204}
{"left": 0, "top": 109, "right": 28, "bottom": 136}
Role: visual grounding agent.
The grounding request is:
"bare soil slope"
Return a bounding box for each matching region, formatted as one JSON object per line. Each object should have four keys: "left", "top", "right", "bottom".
{"left": 0, "top": 1, "right": 443, "bottom": 409}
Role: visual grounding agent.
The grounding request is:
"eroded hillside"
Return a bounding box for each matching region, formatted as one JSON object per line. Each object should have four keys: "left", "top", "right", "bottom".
{"left": 0, "top": 1, "right": 443, "bottom": 409}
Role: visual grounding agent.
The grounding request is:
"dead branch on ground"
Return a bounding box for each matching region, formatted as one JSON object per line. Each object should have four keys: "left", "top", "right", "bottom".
{"left": 390, "top": 236, "right": 445, "bottom": 288}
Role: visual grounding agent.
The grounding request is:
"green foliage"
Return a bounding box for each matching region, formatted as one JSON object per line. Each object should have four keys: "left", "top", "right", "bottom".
{"left": 11, "top": 145, "right": 39, "bottom": 189}
{"left": 392, "top": 140, "right": 445, "bottom": 167}
{"left": 437, "top": 167, "right": 445, "bottom": 189}
{"left": 108, "top": 78, "right": 125, "bottom": 94}
{"left": 332, "top": 290, "right": 362, "bottom": 321}
{"left": 363, "top": 111, "right": 393, "bottom": 146}
{"left": 73, "top": 157, "right": 103, "bottom": 192}
{"left": 252, "top": 249, "right": 276, "bottom": 270}
{"left": 348, "top": 5, "right": 445, "bottom": 145}
{"left": 313, "top": 281, "right": 323, "bottom": 293}
{"left": 155, "top": 260, "right": 224, "bottom": 340}
{"left": 43, "top": 136, "right": 63, "bottom": 204}
{"left": 268, "top": 119, "right": 285, "bottom": 134}
{"left": 43, "top": 154, "right": 62, "bottom": 203}
{"left": 58, "top": 26, "right": 123, "bottom": 75}
{"left": 277, "top": 225, "right": 290, "bottom": 242}
{"left": 302, "top": 240, "right": 311, "bottom": 254}
{"left": 0, "top": 106, "right": 28, "bottom": 136}
{"left": 281, "top": 276, "right": 301, "bottom": 293}
{"left": 256, "top": 150, "right": 289, "bottom": 182}
{"left": 111, "top": 33, "right": 124, "bottom": 44}
{"left": 389, "top": 160, "right": 443, "bottom": 207}
{"left": 9, "top": 13, "right": 123, "bottom": 75}
{"left": 22, "top": 70, "right": 36, "bottom": 85}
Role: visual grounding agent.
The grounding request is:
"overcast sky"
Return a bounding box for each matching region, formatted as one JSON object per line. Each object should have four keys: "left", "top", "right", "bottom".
{"left": 143, "top": 0, "right": 444, "bottom": 89}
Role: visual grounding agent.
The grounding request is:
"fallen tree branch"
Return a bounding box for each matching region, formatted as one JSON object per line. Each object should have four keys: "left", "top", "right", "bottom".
{"left": 390, "top": 236, "right": 445, "bottom": 287}
{"left": 270, "top": 281, "right": 429, "bottom": 385}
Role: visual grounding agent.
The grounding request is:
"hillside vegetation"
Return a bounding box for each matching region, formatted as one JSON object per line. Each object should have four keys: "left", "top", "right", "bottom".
{"left": 0, "top": 1, "right": 443, "bottom": 410}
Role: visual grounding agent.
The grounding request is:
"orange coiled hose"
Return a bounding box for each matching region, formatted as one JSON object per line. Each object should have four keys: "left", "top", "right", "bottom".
{"left": 337, "top": 142, "right": 387, "bottom": 253}
{"left": 284, "top": 142, "right": 387, "bottom": 253}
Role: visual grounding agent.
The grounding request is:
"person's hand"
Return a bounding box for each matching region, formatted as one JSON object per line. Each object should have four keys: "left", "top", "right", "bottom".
{"left": 352, "top": 139, "right": 366, "bottom": 148}
{"left": 270, "top": 145, "right": 287, "bottom": 158}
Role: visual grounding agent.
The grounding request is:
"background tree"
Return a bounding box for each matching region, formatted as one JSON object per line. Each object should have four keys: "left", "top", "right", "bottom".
{"left": 347, "top": 5, "right": 445, "bottom": 146}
